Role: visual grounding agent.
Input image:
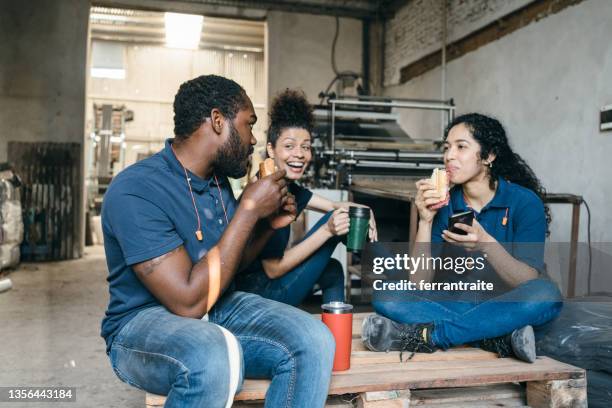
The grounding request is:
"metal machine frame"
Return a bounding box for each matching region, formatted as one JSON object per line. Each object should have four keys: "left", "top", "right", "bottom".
{"left": 319, "top": 96, "right": 456, "bottom": 187}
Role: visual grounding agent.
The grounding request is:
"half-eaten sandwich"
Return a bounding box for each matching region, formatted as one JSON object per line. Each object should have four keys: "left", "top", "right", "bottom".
{"left": 429, "top": 168, "right": 449, "bottom": 209}
{"left": 259, "top": 158, "right": 277, "bottom": 177}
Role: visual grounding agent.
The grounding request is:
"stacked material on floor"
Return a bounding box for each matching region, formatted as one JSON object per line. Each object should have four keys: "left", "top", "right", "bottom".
{"left": 0, "top": 168, "right": 23, "bottom": 270}
{"left": 537, "top": 297, "right": 612, "bottom": 408}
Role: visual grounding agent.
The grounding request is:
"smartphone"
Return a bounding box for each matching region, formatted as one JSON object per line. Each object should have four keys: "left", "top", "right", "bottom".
{"left": 448, "top": 211, "right": 474, "bottom": 235}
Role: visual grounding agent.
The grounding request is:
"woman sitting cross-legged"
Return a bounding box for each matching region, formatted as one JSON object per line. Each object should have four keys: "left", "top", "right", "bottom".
{"left": 236, "top": 89, "right": 377, "bottom": 306}
{"left": 362, "top": 113, "right": 563, "bottom": 363}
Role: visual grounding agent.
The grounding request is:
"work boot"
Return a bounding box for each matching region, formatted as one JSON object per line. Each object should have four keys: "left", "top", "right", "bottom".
{"left": 361, "top": 314, "right": 437, "bottom": 361}
{"left": 480, "top": 325, "right": 536, "bottom": 363}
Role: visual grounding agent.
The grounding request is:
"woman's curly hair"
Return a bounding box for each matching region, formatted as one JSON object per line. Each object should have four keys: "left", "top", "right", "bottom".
{"left": 268, "top": 89, "right": 314, "bottom": 146}
{"left": 444, "top": 113, "right": 552, "bottom": 235}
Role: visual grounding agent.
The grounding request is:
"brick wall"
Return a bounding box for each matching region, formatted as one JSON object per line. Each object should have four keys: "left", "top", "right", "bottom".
{"left": 385, "top": 0, "right": 533, "bottom": 86}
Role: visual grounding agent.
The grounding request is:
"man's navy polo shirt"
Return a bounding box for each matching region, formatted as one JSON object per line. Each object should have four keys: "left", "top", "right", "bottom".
{"left": 431, "top": 177, "right": 546, "bottom": 289}
{"left": 100, "top": 139, "right": 237, "bottom": 353}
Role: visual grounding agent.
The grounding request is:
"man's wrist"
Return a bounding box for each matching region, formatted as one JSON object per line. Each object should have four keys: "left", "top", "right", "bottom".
{"left": 234, "top": 206, "right": 259, "bottom": 227}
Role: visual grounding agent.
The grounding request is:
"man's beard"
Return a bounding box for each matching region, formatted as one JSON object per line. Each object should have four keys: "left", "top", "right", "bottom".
{"left": 213, "top": 121, "right": 253, "bottom": 179}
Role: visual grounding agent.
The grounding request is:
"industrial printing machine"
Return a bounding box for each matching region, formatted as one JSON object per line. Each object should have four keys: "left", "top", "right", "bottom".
{"left": 300, "top": 95, "right": 456, "bottom": 297}
{"left": 305, "top": 95, "right": 455, "bottom": 189}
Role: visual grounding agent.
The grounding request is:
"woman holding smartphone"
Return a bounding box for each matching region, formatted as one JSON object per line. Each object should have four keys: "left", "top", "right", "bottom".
{"left": 362, "top": 113, "right": 562, "bottom": 362}
{"left": 236, "top": 89, "right": 377, "bottom": 306}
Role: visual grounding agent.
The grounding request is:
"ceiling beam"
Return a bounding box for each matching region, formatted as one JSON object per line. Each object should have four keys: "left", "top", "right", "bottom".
{"left": 93, "top": 0, "right": 403, "bottom": 20}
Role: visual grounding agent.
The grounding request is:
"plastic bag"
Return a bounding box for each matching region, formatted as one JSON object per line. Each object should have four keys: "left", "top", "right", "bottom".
{"left": 536, "top": 299, "right": 612, "bottom": 374}
{"left": 587, "top": 370, "right": 612, "bottom": 408}
{"left": 0, "top": 178, "right": 19, "bottom": 202}
{"left": 0, "top": 200, "right": 24, "bottom": 244}
{"left": 0, "top": 170, "right": 23, "bottom": 268}
{"left": 0, "top": 243, "right": 20, "bottom": 269}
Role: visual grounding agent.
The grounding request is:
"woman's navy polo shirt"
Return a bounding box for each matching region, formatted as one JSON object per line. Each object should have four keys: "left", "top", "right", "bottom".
{"left": 431, "top": 177, "right": 547, "bottom": 290}
{"left": 100, "top": 139, "right": 237, "bottom": 353}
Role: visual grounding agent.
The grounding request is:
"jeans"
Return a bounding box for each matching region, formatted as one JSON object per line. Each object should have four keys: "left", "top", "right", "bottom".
{"left": 372, "top": 278, "right": 563, "bottom": 349}
{"left": 109, "top": 291, "right": 335, "bottom": 408}
{"left": 237, "top": 211, "right": 345, "bottom": 306}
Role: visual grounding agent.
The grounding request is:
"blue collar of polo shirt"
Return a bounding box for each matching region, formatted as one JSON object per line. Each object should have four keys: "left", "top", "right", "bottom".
{"left": 486, "top": 177, "right": 512, "bottom": 208}
{"left": 449, "top": 176, "right": 511, "bottom": 214}
{"left": 161, "top": 138, "right": 226, "bottom": 193}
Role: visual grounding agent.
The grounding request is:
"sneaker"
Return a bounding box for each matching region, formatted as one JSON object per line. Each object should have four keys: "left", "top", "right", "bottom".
{"left": 361, "top": 314, "right": 436, "bottom": 361}
{"left": 480, "top": 325, "right": 536, "bottom": 363}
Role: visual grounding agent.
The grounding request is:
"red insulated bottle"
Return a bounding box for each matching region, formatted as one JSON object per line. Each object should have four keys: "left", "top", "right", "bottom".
{"left": 321, "top": 301, "right": 353, "bottom": 371}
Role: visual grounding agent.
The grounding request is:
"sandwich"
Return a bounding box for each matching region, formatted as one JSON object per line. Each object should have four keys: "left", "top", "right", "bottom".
{"left": 429, "top": 168, "right": 449, "bottom": 209}
{"left": 259, "top": 158, "right": 277, "bottom": 177}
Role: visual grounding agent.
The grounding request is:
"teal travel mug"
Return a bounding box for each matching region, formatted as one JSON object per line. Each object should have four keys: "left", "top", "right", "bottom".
{"left": 346, "top": 206, "right": 370, "bottom": 253}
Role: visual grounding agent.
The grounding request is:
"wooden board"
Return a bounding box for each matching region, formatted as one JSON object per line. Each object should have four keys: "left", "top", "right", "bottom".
{"left": 145, "top": 313, "right": 585, "bottom": 406}
{"left": 146, "top": 394, "right": 353, "bottom": 408}
{"left": 526, "top": 378, "right": 587, "bottom": 408}
{"left": 410, "top": 383, "right": 524, "bottom": 405}
{"left": 231, "top": 356, "right": 582, "bottom": 401}
{"left": 355, "top": 383, "right": 526, "bottom": 408}
{"left": 147, "top": 385, "right": 527, "bottom": 408}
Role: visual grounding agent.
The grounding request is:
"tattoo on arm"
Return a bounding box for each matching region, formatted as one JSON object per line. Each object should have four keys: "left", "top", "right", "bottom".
{"left": 137, "top": 247, "right": 181, "bottom": 276}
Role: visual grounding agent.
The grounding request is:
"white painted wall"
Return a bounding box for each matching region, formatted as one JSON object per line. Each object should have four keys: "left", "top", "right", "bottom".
{"left": 87, "top": 44, "right": 266, "bottom": 173}
{"left": 383, "top": 0, "right": 612, "bottom": 294}
{"left": 267, "top": 11, "right": 363, "bottom": 104}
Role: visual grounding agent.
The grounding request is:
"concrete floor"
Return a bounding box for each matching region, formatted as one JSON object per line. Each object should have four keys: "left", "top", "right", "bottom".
{"left": 0, "top": 245, "right": 142, "bottom": 407}
{"left": 0, "top": 245, "right": 373, "bottom": 407}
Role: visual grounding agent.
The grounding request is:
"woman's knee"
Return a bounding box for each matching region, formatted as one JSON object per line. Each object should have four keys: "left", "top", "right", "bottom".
{"left": 519, "top": 278, "right": 562, "bottom": 302}
{"left": 321, "top": 259, "right": 343, "bottom": 282}
{"left": 511, "top": 279, "right": 563, "bottom": 325}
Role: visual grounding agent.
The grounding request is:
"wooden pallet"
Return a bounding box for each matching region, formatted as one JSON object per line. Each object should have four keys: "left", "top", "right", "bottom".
{"left": 146, "top": 313, "right": 586, "bottom": 407}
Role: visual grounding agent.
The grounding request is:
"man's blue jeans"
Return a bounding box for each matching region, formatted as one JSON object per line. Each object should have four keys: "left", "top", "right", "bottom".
{"left": 236, "top": 211, "right": 345, "bottom": 305}
{"left": 372, "top": 278, "right": 563, "bottom": 349}
{"left": 109, "top": 291, "right": 335, "bottom": 408}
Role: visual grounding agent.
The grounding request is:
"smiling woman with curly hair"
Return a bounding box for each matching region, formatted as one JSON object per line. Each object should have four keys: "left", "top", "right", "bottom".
{"left": 362, "top": 113, "right": 562, "bottom": 364}
{"left": 236, "top": 89, "right": 378, "bottom": 306}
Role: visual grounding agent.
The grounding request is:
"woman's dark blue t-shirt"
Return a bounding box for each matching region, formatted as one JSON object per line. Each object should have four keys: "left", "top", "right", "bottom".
{"left": 256, "top": 182, "right": 313, "bottom": 260}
